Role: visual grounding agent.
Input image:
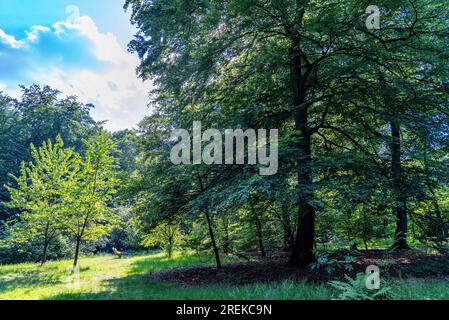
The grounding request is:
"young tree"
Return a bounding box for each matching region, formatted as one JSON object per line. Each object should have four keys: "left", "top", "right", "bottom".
{"left": 0, "top": 85, "right": 100, "bottom": 225}
{"left": 142, "top": 221, "right": 181, "bottom": 257}
{"left": 66, "top": 132, "right": 118, "bottom": 267}
{"left": 5, "top": 136, "right": 79, "bottom": 264}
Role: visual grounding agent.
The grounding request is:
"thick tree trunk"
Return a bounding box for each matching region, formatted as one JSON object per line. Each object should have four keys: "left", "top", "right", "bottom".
{"left": 204, "top": 209, "right": 221, "bottom": 269}
{"left": 73, "top": 237, "right": 81, "bottom": 267}
{"left": 289, "top": 45, "right": 316, "bottom": 267}
{"left": 41, "top": 222, "right": 50, "bottom": 265}
{"left": 283, "top": 232, "right": 294, "bottom": 252}
{"left": 390, "top": 120, "right": 409, "bottom": 249}
{"left": 254, "top": 217, "right": 266, "bottom": 258}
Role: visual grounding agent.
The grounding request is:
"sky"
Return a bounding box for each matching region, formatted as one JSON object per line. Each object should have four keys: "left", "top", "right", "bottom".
{"left": 0, "top": 0, "right": 153, "bottom": 131}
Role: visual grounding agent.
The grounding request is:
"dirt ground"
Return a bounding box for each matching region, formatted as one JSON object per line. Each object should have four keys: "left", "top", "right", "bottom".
{"left": 151, "top": 250, "right": 449, "bottom": 287}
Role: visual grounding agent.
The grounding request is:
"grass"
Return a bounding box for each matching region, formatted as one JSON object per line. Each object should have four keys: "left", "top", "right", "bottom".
{"left": 391, "top": 279, "right": 449, "bottom": 300}
{"left": 0, "top": 251, "right": 447, "bottom": 300}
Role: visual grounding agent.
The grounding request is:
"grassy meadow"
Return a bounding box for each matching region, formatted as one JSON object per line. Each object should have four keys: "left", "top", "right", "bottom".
{"left": 0, "top": 252, "right": 448, "bottom": 300}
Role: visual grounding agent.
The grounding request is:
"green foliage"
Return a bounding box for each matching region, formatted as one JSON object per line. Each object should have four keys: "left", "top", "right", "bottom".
{"left": 0, "top": 85, "right": 99, "bottom": 221}
{"left": 109, "top": 206, "right": 145, "bottom": 251}
{"left": 309, "top": 251, "right": 356, "bottom": 274}
{"left": 2, "top": 1, "right": 449, "bottom": 300}
{"left": 124, "top": 0, "right": 449, "bottom": 266}
{"left": 3, "top": 132, "right": 119, "bottom": 266}
{"left": 0, "top": 222, "right": 72, "bottom": 264}
{"left": 141, "top": 222, "right": 182, "bottom": 257}
{"left": 67, "top": 131, "right": 118, "bottom": 239}
{"left": 63, "top": 131, "right": 119, "bottom": 265}
{"left": 4, "top": 136, "right": 80, "bottom": 263}
{"left": 329, "top": 274, "right": 393, "bottom": 300}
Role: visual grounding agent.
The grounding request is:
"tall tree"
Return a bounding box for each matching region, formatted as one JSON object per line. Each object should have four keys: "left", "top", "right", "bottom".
{"left": 125, "top": 0, "right": 449, "bottom": 266}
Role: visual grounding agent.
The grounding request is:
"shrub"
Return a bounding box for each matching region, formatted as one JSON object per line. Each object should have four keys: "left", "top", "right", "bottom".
{"left": 309, "top": 251, "right": 356, "bottom": 274}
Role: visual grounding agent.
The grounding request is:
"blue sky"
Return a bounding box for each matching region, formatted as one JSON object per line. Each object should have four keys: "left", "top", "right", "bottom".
{"left": 0, "top": 0, "right": 152, "bottom": 131}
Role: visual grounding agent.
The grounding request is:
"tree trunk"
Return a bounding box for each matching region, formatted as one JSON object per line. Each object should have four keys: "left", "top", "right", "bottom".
{"left": 424, "top": 153, "right": 447, "bottom": 241}
{"left": 391, "top": 120, "right": 409, "bottom": 249}
{"left": 254, "top": 217, "right": 266, "bottom": 258}
{"left": 363, "top": 238, "right": 369, "bottom": 251}
{"left": 222, "top": 217, "right": 230, "bottom": 255}
{"left": 289, "top": 44, "right": 316, "bottom": 267}
{"left": 168, "top": 235, "right": 173, "bottom": 258}
{"left": 204, "top": 209, "right": 221, "bottom": 269}
{"left": 41, "top": 222, "right": 50, "bottom": 265}
{"left": 280, "top": 206, "right": 294, "bottom": 251}
{"left": 73, "top": 237, "right": 81, "bottom": 267}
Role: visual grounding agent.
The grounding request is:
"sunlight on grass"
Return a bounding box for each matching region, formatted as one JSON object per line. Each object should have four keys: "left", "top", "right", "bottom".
{"left": 0, "top": 251, "right": 325, "bottom": 300}
{"left": 0, "top": 251, "right": 448, "bottom": 300}
{"left": 0, "top": 251, "right": 232, "bottom": 300}
{"left": 0, "top": 254, "right": 132, "bottom": 300}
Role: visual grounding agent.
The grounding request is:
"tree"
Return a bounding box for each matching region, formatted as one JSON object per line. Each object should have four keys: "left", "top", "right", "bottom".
{"left": 0, "top": 94, "right": 21, "bottom": 221}
{"left": 125, "top": 0, "right": 449, "bottom": 267}
{"left": 5, "top": 136, "right": 79, "bottom": 264}
{"left": 142, "top": 221, "right": 181, "bottom": 257}
{"left": 16, "top": 85, "right": 99, "bottom": 154}
{"left": 0, "top": 85, "right": 100, "bottom": 224}
{"left": 65, "top": 131, "right": 118, "bottom": 267}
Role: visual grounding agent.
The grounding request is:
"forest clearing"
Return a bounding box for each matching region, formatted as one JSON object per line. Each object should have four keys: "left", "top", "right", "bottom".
{"left": 1, "top": 0, "right": 449, "bottom": 306}
{"left": 1, "top": 250, "right": 448, "bottom": 300}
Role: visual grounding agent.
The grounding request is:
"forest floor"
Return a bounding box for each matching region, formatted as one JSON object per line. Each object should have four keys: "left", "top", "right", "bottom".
{"left": 0, "top": 250, "right": 448, "bottom": 300}
{"left": 153, "top": 249, "right": 449, "bottom": 286}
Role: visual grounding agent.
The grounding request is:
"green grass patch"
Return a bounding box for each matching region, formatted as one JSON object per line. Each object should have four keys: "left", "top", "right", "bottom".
{"left": 0, "top": 251, "right": 447, "bottom": 300}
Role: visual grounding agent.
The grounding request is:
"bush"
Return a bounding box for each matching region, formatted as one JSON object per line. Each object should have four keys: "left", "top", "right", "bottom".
{"left": 0, "top": 233, "right": 72, "bottom": 265}
{"left": 309, "top": 250, "right": 356, "bottom": 274}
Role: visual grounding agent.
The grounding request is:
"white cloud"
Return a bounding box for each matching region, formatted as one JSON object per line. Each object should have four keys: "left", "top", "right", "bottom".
{"left": 0, "top": 29, "right": 24, "bottom": 48}
{"left": 76, "top": 16, "right": 131, "bottom": 66}
{"left": 25, "top": 25, "right": 51, "bottom": 42}
{"left": 0, "top": 25, "right": 51, "bottom": 48}
{"left": 0, "top": 16, "right": 153, "bottom": 131}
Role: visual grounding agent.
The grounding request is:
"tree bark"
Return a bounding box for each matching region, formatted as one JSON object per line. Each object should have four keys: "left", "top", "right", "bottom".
{"left": 283, "top": 231, "right": 294, "bottom": 252}
{"left": 73, "top": 237, "right": 81, "bottom": 267}
{"left": 280, "top": 206, "right": 295, "bottom": 251}
{"left": 41, "top": 222, "right": 50, "bottom": 265}
{"left": 390, "top": 120, "right": 409, "bottom": 249}
{"left": 168, "top": 234, "right": 173, "bottom": 258}
{"left": 222, "top": 217, "right": 230, "bottom": 255}
{"left": 424, "top": 152, "right": 447, "bottom": 241}
{"left": 288, "top": 43, "right": 316, "bottom": 267}
{"left": 204, "top": 208, "right": 221, "bottom": 269}
{"left": 254, "top": 217, "right": 266, "bottom": 258}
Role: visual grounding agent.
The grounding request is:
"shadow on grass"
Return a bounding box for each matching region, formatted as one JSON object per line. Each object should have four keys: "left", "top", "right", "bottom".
{"left": 45, "top": 253, "right": 224, "bottom": 300}
{"left": 5, "top": 250, "right": 449, "bottom": 300}
{"left": 0, "top": 267, "right": 67, "bottom": 294}
{"left": 44, "top": 253, "right": 334, "bottom": 300}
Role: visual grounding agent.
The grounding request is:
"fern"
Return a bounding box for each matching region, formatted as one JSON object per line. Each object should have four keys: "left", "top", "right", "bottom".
{"left": 329, "top": 273, "right": 394, "bottom": 300}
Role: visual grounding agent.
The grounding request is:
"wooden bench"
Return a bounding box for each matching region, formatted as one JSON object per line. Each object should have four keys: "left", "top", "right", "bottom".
{"left": 112, "top": 247, "right": 129, "bottom": 259}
